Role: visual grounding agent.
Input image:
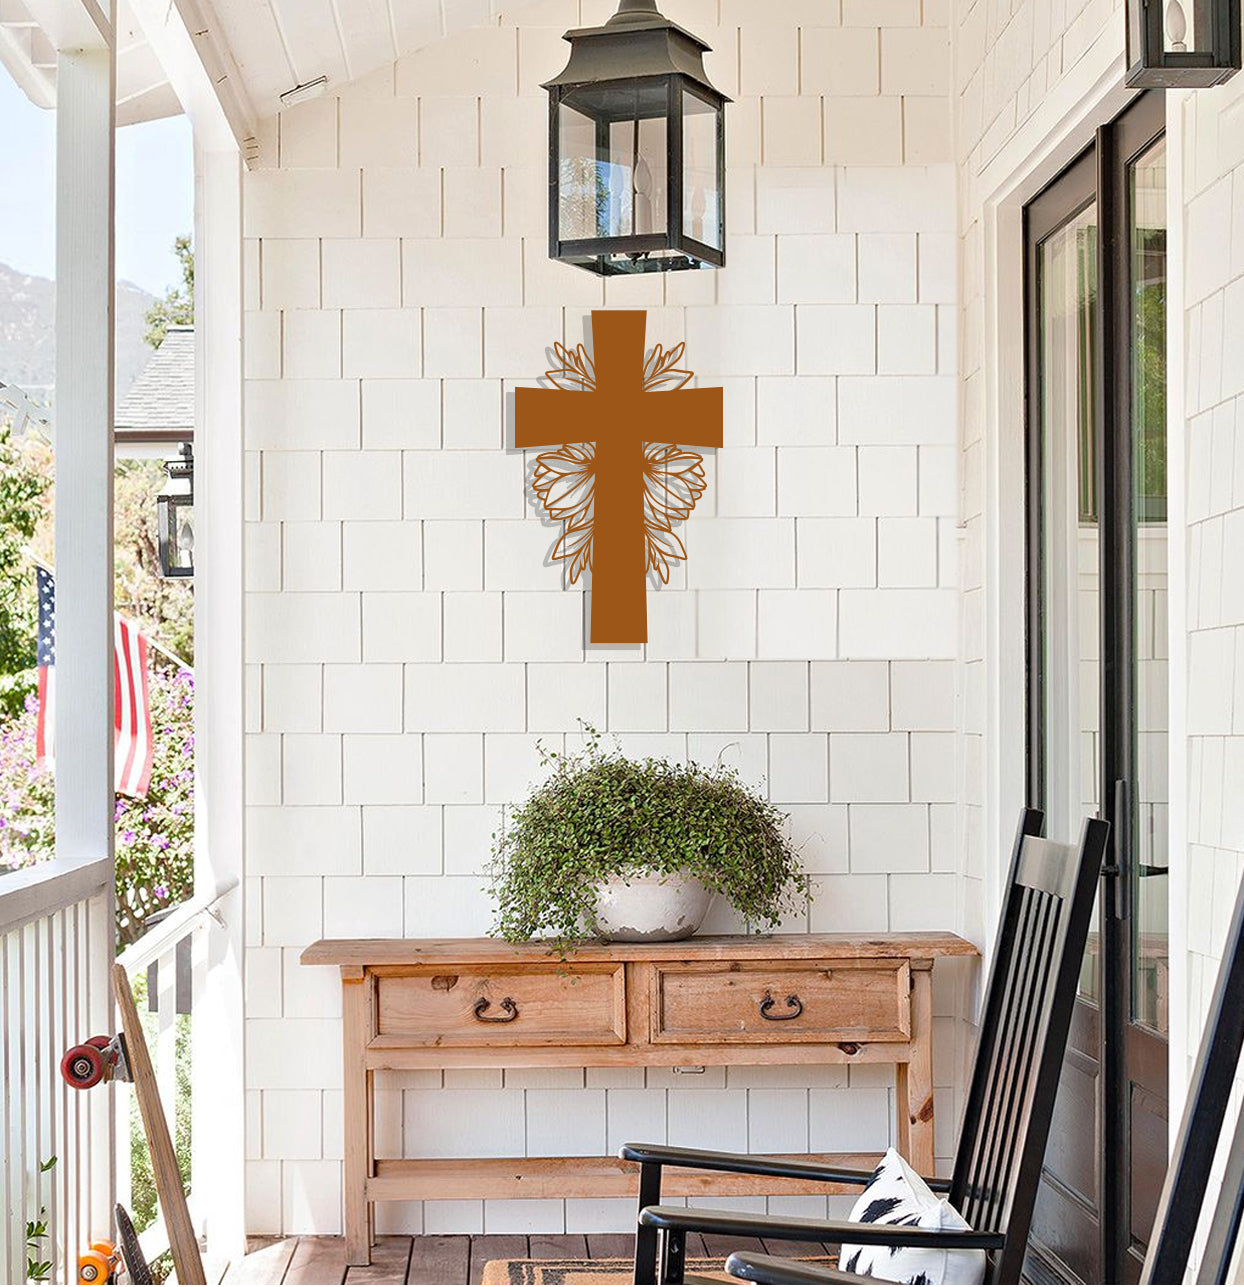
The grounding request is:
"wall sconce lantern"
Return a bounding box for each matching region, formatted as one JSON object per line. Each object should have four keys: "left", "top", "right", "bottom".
{"left": 1126, "top": 0, "right": 1240, "bottom": 86}
{"left": 157, "top": 443, "right": 194, "bottom": 579}
{"left": 544, "top": 0, "right": 728, "bottom": 276}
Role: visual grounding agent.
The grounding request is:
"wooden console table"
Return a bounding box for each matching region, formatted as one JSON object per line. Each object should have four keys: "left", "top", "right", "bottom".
{"left": 301, "top": 933, "right": 976, "bottom": 1266}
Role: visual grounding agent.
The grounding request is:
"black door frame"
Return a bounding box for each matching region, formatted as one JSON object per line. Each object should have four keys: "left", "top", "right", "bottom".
{"left": 1023, "top": 88, "right": 1167, "bottom": 1284}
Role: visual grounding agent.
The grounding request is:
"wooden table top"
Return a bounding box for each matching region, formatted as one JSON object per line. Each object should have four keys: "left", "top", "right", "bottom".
{"left": 300, "top": 931, "right": 978, "bottom": 968}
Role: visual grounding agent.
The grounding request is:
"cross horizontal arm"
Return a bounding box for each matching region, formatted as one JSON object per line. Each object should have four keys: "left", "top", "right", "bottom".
{"left": 641, "top": 387, "right": 724, "bottom": 450}
{"left": 514, "top": 387, "right": 598, "bottom": 450}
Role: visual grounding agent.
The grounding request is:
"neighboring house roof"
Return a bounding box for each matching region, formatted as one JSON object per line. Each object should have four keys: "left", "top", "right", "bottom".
{"left": 114, "top": 325, "right": 194, "bottom": 441}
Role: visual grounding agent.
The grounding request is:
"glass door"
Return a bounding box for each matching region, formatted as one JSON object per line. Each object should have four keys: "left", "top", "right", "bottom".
{"left": 1024, "top": 91, "right": 1167, "bottom": 1285}
{"left": 1124, "top": 130, "right": 1170, "bottom": 1280}
{"left": 1026, "top": 153, "right": 1106, "bottom": 1285}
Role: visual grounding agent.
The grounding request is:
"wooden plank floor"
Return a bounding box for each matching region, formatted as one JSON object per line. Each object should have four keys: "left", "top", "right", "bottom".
{"left": 220, "top": 1232, "right": 838, "bottom": 1283}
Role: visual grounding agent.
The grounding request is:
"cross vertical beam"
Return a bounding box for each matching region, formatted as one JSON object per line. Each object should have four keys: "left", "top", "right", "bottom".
{"left": 585, "top": 311, "right": 649, "bottom": 644}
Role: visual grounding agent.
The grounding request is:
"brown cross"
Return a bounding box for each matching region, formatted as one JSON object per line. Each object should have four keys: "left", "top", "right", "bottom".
{"left": 515, "top": 310, "right": 723, "bottom": 644}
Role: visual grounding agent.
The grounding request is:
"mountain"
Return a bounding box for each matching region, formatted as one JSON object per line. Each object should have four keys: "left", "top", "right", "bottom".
{"left": 0, "top": 261, "right": 158, "bottom": 409}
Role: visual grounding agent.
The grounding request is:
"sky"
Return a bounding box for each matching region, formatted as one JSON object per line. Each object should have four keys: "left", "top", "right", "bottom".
{"left": 0, "top": 69, "right": 194, "bottom": 297}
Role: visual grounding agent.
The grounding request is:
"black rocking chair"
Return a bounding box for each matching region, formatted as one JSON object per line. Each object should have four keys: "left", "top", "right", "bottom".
{"left": 622, "top": 809, "right": 1110, "bottom": 1285}
{"left": 730, "top": 852, "right": 1244, "bottom": 1287}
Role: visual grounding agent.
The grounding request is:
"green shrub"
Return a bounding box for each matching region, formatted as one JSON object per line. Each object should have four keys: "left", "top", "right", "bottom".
{"left": 127, "top": 973, "right": 191, "bottom": 1246}
{"left": 488, "top": 728, "right": 810, "bottom": 952}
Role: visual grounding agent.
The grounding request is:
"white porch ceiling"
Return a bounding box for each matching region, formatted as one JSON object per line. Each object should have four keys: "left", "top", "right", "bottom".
{"left": 0, "top": 0, "right": 184, "bottom": 123}
{"left": 2, "top": 0, "right": 543, "bottom": 132}
{"left": 204, "top": 0, "right": 523, "bottom": 119}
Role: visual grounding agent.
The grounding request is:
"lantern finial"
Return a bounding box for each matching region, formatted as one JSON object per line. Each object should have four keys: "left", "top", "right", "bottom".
{"left": 605, "top": 0, "right": 664, "bottom": 26}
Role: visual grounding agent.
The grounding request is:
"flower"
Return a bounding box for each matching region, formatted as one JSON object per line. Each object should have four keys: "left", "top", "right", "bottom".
{"left": 0, "top": 664, "right": 195, "bottom": 946}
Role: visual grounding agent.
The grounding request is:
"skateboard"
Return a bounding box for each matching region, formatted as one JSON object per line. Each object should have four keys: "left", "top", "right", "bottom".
{"left": 62, "top": 964, "right": 206, "bottom": 1285}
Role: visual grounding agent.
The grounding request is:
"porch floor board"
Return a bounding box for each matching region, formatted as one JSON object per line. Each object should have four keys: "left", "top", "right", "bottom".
{"left": 223, "top": 1232, "right": 840, "bottom": 1283}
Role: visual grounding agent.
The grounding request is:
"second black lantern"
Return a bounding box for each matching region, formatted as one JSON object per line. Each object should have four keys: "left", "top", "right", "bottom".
{"left": 544, "top": 0, "right": 728, "bottom": 276}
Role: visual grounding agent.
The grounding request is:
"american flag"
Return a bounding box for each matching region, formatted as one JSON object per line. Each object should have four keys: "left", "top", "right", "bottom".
{"left": 35, "top": 567, "right": 154, "bottom": 799}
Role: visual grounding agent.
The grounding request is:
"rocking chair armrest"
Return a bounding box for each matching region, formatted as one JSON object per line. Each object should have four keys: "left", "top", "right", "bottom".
{"left": 725, "top": 1251, "right": 879, "bottom": 1285}
{"left": 638, "top": 1205, "right": 1006, "bottom": 1252}
{"left": 619, "top": 1142, "right": 951, "bottom": 1193}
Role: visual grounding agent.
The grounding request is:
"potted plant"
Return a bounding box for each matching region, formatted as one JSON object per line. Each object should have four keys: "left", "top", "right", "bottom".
{"left": 488, "top": 730, "right": 811, "bottom": 950}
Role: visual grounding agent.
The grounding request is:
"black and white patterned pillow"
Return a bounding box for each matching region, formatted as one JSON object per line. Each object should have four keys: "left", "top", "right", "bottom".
{"left": 838, "top": 1148, "right": 986, "bottom": 1286}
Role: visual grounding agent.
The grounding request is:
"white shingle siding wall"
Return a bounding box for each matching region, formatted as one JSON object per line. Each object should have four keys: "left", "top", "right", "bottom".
{"left": 1181, "top": 73, "right": 1244, "bottom": 1151}
{"left": 242, "top": 0, "right": 959, "bottom": 1236}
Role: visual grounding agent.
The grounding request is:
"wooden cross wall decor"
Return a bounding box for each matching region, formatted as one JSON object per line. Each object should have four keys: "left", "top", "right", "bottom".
{"left": 514, "top": 310, "right": 723, "bottom": 644}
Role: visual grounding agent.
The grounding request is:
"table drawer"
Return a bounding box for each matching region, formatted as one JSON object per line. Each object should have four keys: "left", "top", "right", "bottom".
{"left": 651, "top": 961, "right": 910, "bottom": 1044}
{"left": 373, "top": 963, "right": 626, "bottom": 1047}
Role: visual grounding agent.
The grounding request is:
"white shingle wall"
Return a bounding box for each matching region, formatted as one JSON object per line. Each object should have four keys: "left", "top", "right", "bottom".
{"left": 1181, "top": 73, "right": 1244, "bottom": 1199}
{"left": 243, "top": 0, "right": 958, "bottom": 1236}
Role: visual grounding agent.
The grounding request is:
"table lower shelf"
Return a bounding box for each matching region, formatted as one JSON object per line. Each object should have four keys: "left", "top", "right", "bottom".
{"left": 367, "top": 1153, "right": 883, "bottom": 1202}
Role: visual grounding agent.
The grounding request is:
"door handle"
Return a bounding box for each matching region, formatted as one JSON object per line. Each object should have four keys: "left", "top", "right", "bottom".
{"left": 1110, "top": 779, "right": 1131, "bottom": 921}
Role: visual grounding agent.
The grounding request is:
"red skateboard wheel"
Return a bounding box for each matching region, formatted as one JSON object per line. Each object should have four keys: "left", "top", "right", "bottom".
{"left": 86, "top": 1035, "right": 111, "bottom": 1050}
{"left": 61, "top": 1043, "right": 104, "bottom": 1089}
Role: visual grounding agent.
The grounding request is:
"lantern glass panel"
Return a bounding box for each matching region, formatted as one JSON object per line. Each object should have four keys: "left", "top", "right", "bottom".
{"left": 557, "top": 81, "right": 670, "bottom": 242}
{"left": 158, "top": 495, "right": 195, "bottom": 577}
{"left": 608, "top": 114, "right": 668, "bottom": 237}
{"left": 557, "top": 101, "right": 602, "bottom": 241}
{"left": 682, "top": 89, "right": 721, "bottom": 249}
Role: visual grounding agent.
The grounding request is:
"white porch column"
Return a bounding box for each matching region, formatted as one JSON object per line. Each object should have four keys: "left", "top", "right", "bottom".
{"left": 52, "top": 16, "right": 117, "bottom": 1236}
{"left": 190, "top": 141, "right": 247, "bottom": 1259}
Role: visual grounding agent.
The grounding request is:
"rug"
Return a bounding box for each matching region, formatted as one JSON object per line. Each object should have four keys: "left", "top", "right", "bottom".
{"left": 482, "top": 1254, "right": 838, "bottom": 1284}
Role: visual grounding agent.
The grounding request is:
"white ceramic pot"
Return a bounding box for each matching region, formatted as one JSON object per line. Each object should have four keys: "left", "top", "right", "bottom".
{"left": 592, "top": 873, "right": 715, "bottom": 942}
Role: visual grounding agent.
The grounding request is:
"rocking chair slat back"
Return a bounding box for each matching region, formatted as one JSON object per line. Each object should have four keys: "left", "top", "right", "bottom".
{"left": 950, "top": 811, "right": 1109, "bottom": 1283}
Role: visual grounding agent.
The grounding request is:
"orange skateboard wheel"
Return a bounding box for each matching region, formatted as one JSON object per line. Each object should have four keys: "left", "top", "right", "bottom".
{"left": 61, "top": 1043, "right": 105, "bottom": 1089}
{"left": 77, "top": 1244, "right": 116, "bottom": 1283}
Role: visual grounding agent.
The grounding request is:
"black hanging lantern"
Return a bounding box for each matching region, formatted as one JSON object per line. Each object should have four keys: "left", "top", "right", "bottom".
{"left": 544, "top": 0, "right": 728, "bottom": 276}
{"left": 157, "top": 443, "right": 194, "bottom": 579}
{"left": 1126, "top": 0, "right": 1240, "bottom": 86}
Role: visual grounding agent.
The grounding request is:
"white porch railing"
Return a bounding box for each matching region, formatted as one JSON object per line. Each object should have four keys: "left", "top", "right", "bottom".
{"left": 114, "top": 880, "right": 237, "bottom": 1274}
{"left": 0, "top": 856, "right": 113, "bottom": 1286}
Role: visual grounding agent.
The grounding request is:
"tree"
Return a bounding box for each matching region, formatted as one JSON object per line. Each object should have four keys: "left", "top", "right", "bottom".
{"left": 143, "top": 235, "right": 194, "bottom": 349}
{"left": 0, "top": 427, "right": 51, "bottom": 717}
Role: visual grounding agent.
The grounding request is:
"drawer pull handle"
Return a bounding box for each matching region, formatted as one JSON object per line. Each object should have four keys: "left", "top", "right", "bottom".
{"left": 759, "top": 991, "right": 803, "bottom": 1021}
{"left": 473, "top": 996, "right": 519, "bottom": 1023}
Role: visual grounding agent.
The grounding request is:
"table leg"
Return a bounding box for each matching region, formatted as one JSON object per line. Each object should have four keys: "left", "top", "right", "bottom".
{"left": 343, "top": 973, "right": 371, "bottom": 1265}
{"left": 897, "top": 966, "right": 935, "bottom": 1175}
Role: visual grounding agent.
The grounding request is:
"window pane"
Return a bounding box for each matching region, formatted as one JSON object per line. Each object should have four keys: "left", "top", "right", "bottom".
{"left": 1130, "top": 137, "right": 1168, "bottom": 1036}
{"left": 1039, "top": 202, "right": 1101, "bottom": 1001}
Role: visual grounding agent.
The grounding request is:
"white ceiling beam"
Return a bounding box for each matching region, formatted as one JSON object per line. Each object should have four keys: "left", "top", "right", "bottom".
{"left": 126, "top": 0, "right": 256, "bottom": 156}
{"left": 0, "top": 21, "right": 55, "bottom": 103}
{"left": 22, "top": 0, "right": 110, "bottom": 49}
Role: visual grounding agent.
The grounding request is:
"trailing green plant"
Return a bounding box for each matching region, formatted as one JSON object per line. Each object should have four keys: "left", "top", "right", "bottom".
{"left": 488, "top": 728, "right": 810, "bottom": 951}
{"left": 25, "top": 1155, "right": 57, "bottom": 1284}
